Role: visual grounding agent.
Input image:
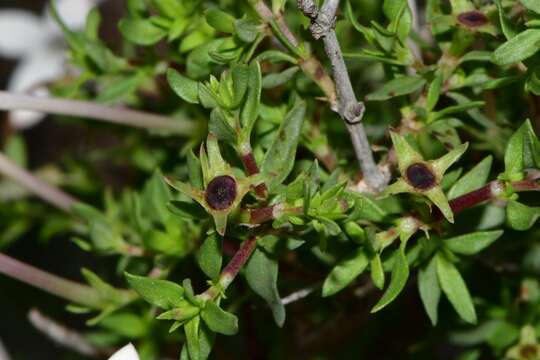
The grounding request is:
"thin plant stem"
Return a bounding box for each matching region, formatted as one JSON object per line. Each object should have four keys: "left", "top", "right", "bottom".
{"left": 200, "top": 236, "right": 258, "bottom": 301}
{"left": 298, "top": 0, "right": 388, "bottom": 191}
{"left": 0, "top": 152, "right": 77, "bottom": 212}
{"left": 0, "top": 91, "right": 199, "bottom": 135}
{"left": 0, "top": 252, "right": 104, "bottom": 308}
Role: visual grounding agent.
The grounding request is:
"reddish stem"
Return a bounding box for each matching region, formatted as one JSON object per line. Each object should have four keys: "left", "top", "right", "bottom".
{"left": 449, "top": 183, "right": 495, "bottom": 214}
{"left": 240, "top": 152, "right": 268, "bottom": 198}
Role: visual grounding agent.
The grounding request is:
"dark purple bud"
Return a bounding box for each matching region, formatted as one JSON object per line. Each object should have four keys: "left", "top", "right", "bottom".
{"left": 406, "top": 163, "right": 436, "bottom": 190}
{"left": 457, "top": 11, "right": 489, "bottom": 27}
{"left": 205, "top": 175, "right": 237, "bottom": 210}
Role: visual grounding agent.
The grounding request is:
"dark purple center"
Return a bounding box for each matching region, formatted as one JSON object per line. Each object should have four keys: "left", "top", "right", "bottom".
{"left": 205, "top": 175, "right": 237, "bottom": 210}
{"left": 406, "top": 163, "right": 436, "bottom": 190}
{"left": 457, "top": 11, "right": 489, "bottom": 27}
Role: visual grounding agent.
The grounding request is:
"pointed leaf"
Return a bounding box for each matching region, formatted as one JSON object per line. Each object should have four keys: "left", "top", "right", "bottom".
{"left": 448, "top": 156, "right": 492, "bottom": 199}
{"left": 507, "top": 200, "right": 540, "bottom": 231}
{"left": 432, "top": 142, "right": 468, "bottom": 176}
{"left": 125, "top": 273, "right": 184, "bottom": 310}
{"left": 371, "top": 246, "right": 409, "bottom": 312}
{"left": 198, "top": 233, "right": 222, "bottom": 280}
{"left": 389, "top": 132, "right": 423, "bottom": 173}
{"left": 436, "top": 253, "right": 477, "bottom": 324}
{"left": 426, "top": 186, "right": 454, "bottom": 223}
{"left": 445, "top": 230, "right": 503, "bottom": 255}
{"left": 322, "top": 248, "right": 369, "bottom": 297}
{"left": 492, "top": 29, "right": 540, "bottom": 65}
{"left": 167, "top": 69, "right": 199, "bottom": 104}
{"left": 201, "top": 301, "right": 238, "bottom": 335}
{"left": 418, "top": 257, "right": 440, "bottom": 325}
{"left": 261, "top": 100, "right": 306, "bottom": 192}
{"left": 245, "top": 249, "right": 285, "bottom": 326}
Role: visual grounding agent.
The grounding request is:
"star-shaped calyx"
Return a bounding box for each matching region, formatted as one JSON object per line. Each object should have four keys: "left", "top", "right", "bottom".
{"left": 381, "top": 132, "right": 468, "bottom": 223}
{"left": 165, "top": 134, "right": 263, "bottom": 235}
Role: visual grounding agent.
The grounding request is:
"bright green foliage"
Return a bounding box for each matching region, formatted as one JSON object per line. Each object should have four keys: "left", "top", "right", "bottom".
{"left": 2, "top": 0, "right": 540, "bottom": 359}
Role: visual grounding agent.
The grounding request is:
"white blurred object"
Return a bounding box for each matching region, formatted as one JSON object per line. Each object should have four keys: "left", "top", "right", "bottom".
{"left": 0, "top": 0, "right": 101, "bottom": 129}
{"left": 0, "top": 338, "right": 10, "bottom": 360}
{"left": 108, "top": 343, "right": 140, "bottom": 360}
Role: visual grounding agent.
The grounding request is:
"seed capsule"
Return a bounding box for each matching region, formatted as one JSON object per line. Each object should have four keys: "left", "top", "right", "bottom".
{"left": 457, "top": 11, "right": 489, "bottom": 27}
{"left": 406, "top": 163, "right": 436, "bottom": 190}
{"left": 205, "top": 175, "right": 237, "bottom": 210}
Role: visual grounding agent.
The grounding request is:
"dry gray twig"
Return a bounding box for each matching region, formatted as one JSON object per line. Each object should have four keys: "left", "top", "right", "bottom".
{"left": 298, "top": 0, "right": 387, "bottom": 191}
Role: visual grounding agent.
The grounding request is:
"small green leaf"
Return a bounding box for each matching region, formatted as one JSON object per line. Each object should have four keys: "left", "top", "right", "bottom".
{"left": 371, "top": 246, "right": 409, "bottom": 312}
{"left": 234, "top": 18, "right": 260, "bottom": 43}
{"left": 231, "top": 64, "right": 250, "bottom": 108}
{"left": 201, "top": 301, "right": 238, "bottom": 335}
{"left": 448, "top": 156, "right": 492, "bottom": 199}
{"left": 198, "top": 233, "right": 222, "bottom": 280}
{"left": 262, "top": 66, "right": 299, "bottom": 89}
{"left": 240, "top": 61, "right": 262, "bottom": 135}
{"left": 119, "top": 18, "right": 166, "bottom": 45}
{"left": 445, "top": 230, "right": 503, "bottom": 255}
{"left": 205, "top": 9, "right": 236, "bottom": 33}
{"left": 436, "top": 253, "right": 477, "bottom": 324}
{"left": 494, "top": 0, "right": 516, "bottom": 40}
{"left": 245, "top": 249, "right": 285, "bottom": 327}
{"left": 370, "top": 254, "right": 385, "bottom": 289}
{"left": 209, "top": 108, "right": 237, "bottom": 144}
{"left": 507, "top": 201, "right": 540, "bottom": 231}
{"left": 366, "top": 75, "right": 426, "bottom": 101}
{"left": 100, "top": 312, "right": 147, "bottom": 338}
{"left": 418, "top": 257, "right": 441, "bottom": 325}
{"left": 426, "top": 71, "right": 444, "bottom": 111}
{"left": 261, "top": 100, "right": 306, "bottom": 192}
{"left": 492, "top": 29, "right": 540, "bottom": 65}
{"left": 167, "top": 69, "right": 199, "bottom": 104}
{"left": 522, "top": 0, "right": 540, "bottom": 14}
{"left": 125, "top": 273, "right": 184, "bottom": 310}
{"left": 322, "top": 248, "right": 369, "bottom": 297}
{"left": 184, "top": 317, "right": 215, "bottom": 360}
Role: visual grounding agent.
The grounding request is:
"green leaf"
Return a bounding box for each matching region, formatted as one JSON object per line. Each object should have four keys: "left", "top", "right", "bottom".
{"left": 167, "top": 69, "right": 199, "bottom": 104}
{"left": 197, "top": 233, "right": 222, "bottom": 280}
{"left": 125, "top": 273, "right": 184, "bottom": 309}
{"left": 230, "top": 64, "right": 249, "bottom": 108}
{"left": 244, "top": 249, "right": 286, "bottom": 327}
{"left": 503, "top": 120, "right": 536, "bottom": 178}
{"left": 209, "top": 108, "right": 237, "bottom": 144}
{"left": 494, "top": 0, "right": 516, "bottom": 40}
{"left": 184, "top": 317, "right": 215, "bottom": 360}
{"left": 371, "top": 246, "right": 410, "bottom": 312}
{"left": 261, "top": 100, "right": 306, "bottom": 192}
{"left": 507, "top": 200, "right": 540, "bottom": 231}
{"left": 100, "top": 312, "right": 147, "bottom": 338}
{"left": 322, "top": 248, "right": 369, "bottom": 297}
{"left": 370, "top": 254, "right": 385, "bottom": 289}
{"left": 436, "top": 253, "right": 477, "bottom": 324}
{"left": 205, "top": 9, "right": 236, "bottom": 33}
{"left": 119, "top": 18, "right": 166, "bottom": 45}
{"left": 240, "top": 61, "right": 262, "bottom": 134}
{"left": 492, "top": 29, "right": 540, "bottom": 65}
{"left": 234, "top": 18, "right": 260, "bottom": 43}
{"left": 448, "top": 156, "right": 492, "bottom": 199}
{"left": 201, "top": 301, "right": 238, "bottom": 335}
{"left": 418, "top": 257, "right": 441, "bottom": 325}
{"left": 426, "top": 70, "right": 444, "bottom": 111}
{"left": 445, "top": 230, "right": 503, "bottom": 255}
{"left": 262, "top": 66, "right": 299, "bottom": 89}
{"left": 366, "top": 75, "right": 426, "bottom": 101}
{"left": 383, "top": 0, "right": 412, "bottom": 41}
{"left": 522, "top": 0, "right": 540, "bottom": 14}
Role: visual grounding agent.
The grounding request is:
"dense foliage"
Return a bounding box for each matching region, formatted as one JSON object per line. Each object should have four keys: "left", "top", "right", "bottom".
{"left": 2, "top": 0, "right": 540, "bottom": 359}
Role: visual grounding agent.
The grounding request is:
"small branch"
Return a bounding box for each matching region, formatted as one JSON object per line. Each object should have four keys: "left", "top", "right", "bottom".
{"left": 200, "top": 236, "right": 258, "bottom": 301}
{"left": 28, "top": 308, "right": 106, "bottom": 357}
{"left": 0, "top": 152, "right": 77, "bottom": 213}
{"left": 281, "top": 283, "right": 320, "bottom": 305}
{"left": 251, "top": 1, "right": 337, "bottom": 107}
{"left": 298, "top": 0, "right": 387, "bottom": 192}
{"left": 0, "top": 91, "right": 199, "bottom": 135}
{"left": 0, "top": 252, "right": 103, "bottom": 308}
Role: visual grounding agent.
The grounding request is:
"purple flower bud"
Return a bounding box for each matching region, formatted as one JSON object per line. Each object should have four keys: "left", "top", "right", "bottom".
{"left": 457, "top": 11, "right": 489, "bottom": 28}
{"left": 205, "top": 175, "right": 237, "bottom": 210}
{"left": 406, "top": 163, "right": 436, "bottom": 190}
